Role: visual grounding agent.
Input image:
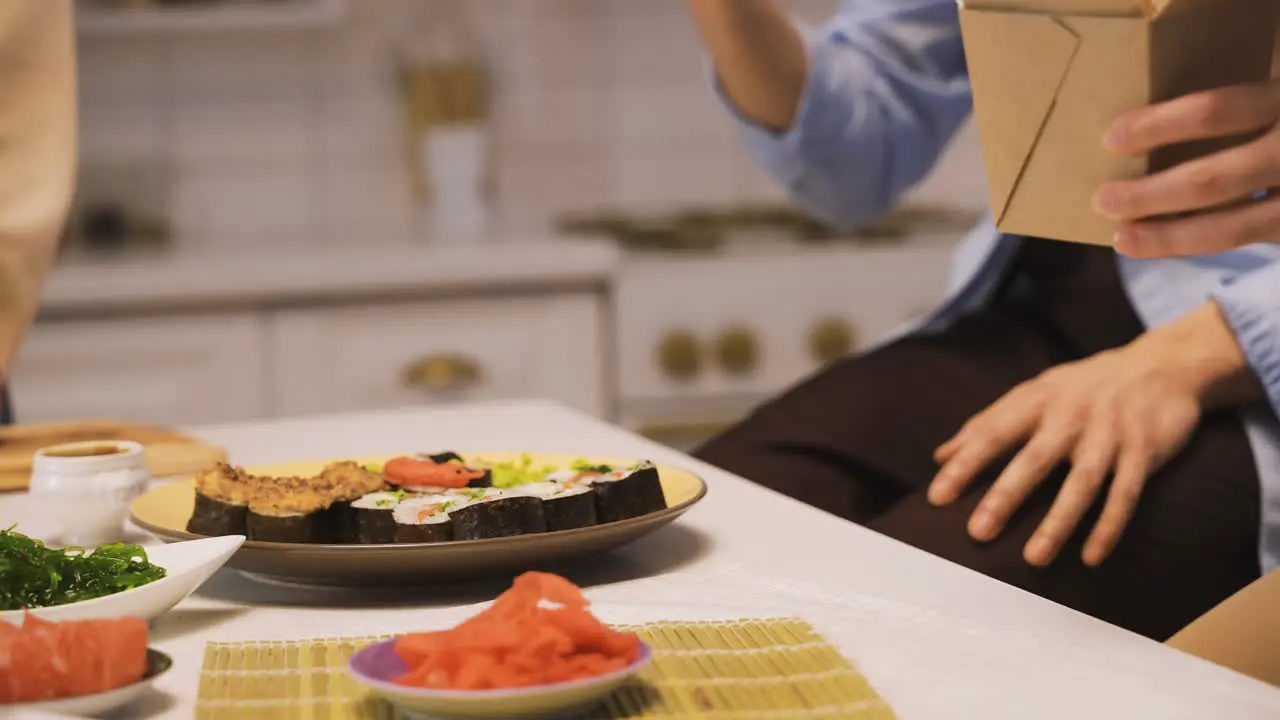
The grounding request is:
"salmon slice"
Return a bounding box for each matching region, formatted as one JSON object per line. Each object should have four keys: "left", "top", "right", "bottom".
{"left": 0, "top": 611, "right": 148, "bottom": 704}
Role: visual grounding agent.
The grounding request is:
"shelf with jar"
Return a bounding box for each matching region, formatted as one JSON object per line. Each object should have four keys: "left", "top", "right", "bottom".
{"left": 389, "top": 0, "right": 494, "bottom": 247}
{"left": 75, "top": 0, "right": 347, "bottom": 35}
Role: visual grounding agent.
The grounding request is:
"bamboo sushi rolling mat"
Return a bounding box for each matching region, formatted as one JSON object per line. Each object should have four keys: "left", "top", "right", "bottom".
{"left": 195, "top": 618, "right": 897, "bottom": 719}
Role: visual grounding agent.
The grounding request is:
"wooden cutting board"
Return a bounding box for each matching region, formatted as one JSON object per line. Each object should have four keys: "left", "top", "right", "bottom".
{"left": 0, "top": 418, "right": 227, "bottom": 492}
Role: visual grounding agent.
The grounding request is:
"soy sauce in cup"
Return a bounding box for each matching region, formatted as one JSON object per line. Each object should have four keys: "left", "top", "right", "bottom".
{"left": 29, "top": 440, "right": 151, "bottom": 546}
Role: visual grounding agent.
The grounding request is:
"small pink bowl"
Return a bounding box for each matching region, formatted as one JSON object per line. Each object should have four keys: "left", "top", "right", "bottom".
{"left": 347, "top": 637, "right": 654, "bottom": 719}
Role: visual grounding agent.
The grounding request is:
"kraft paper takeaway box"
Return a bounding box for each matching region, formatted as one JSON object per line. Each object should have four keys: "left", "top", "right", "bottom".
{"left": 958, "top": 0, "right": 1277, "bottom": 245}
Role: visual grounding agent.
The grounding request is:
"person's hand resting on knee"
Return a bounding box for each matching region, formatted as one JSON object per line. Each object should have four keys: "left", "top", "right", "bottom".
{"left": 1096, "top": 78, "right": 1280, "bottom": 257}
{"left": 927, "top": 301, "right": 1265, "bottom": 568}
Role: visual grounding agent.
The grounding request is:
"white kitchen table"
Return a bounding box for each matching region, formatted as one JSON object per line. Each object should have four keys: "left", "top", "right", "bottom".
{"left": 5, "top": 400, "right": 1279, "bottom": 719}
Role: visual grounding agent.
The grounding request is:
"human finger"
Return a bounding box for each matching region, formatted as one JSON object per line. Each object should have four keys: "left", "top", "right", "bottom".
{"left": 1093, "top": 138, "right": 1280, "bottom": 221}
{"left": 1082, "top": 440, "right": 1153, "bottom": 567}
{"left": 928, "top": 394, "right": 1039, "bottom": 506}
{"left": 1114, "top": 191, "right": 1280, "bottom": 258}
{"left": 968, "top": 424, "right": 1079, "bottom": 543}
{"left": 1105, "top": 82, "right": 1280, "bottom": 155}
{"left": 1023, "top": 423, "right": 1117, "bottom": 567}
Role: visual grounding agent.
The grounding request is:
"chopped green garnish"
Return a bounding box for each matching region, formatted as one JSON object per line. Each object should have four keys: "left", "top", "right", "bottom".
{"left": 387, "top": 489, "right": 413, "bottom": 501}
{"left": 462, "top": 456, "right": 619, "bottom": 488}
{"left": 441, "top": 501, "right": 457, "bottom": 511}
{"left": 471, "top": 455, "right": 559, "bottom": 489}
{"left": 570, "top": 458, "right": 614, "bottom": 473}
{"left": 365, "top": 463, "right": 383, "bottom": 474}
{"left": 466, "top": 489, "right": 488, "bottom": 499}
{"left": 374, "top": 499, "right": 393, "bottom": 507}
{"left": 0, "top": 527, "right": 167, "bottom": 611}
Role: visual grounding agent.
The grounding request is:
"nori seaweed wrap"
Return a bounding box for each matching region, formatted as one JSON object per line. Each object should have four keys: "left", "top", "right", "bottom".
{"left": 392, "top": 496, "right": 456, "bottom": 543}
{"left": 245, "top": 478, "right": 330, "bottom": 543}
{"left": 188, "top": 492, "right": 248, "bottom": 537}
{"left": 513, "top": 482, "right": 597, "bottom": 532}
{"left": 246, "top": 512, "right": 324, "bottom": 543}
{"left": 350, "top": 491, "right": 405, "bottom": 544}
{"left": 467, "top": 469, "right": 494, "bottom": 488}
{"left": 187, "top": 463, "right": 251, "bottom": 536}
{"left": 451, "top": 494, "right": 547, "bottom": 540}
{"left": 317, "top": 461, "right": 390, "bottom": 542}
{"left": 588, "top": 462, "right": 668, "bottom": 524}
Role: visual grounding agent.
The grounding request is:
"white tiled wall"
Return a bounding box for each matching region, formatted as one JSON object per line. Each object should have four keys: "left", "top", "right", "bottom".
{"left": 76, "top": 0, "right": 988, "bottom": 250}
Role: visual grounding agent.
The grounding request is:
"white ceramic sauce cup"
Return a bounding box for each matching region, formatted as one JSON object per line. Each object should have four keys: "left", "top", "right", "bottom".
{"left": 29, "top": 440, "right": 151, "bottom": 546}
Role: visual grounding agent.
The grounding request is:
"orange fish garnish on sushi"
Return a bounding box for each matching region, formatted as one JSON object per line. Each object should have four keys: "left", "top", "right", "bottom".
{"left": 383, "top": 457, "right": 486, "bottom": 489}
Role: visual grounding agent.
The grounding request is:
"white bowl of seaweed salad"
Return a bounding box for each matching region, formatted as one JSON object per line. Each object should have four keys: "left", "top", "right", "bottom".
{"left": 0, "top": 527, "right": 243, "bottom": 624}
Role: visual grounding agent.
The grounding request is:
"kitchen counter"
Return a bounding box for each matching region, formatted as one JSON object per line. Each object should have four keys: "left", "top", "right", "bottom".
{"left": 5, "top": 401, "right": 1278, "bottom": 719}
{"left": 37, "top": 239, "right": 622, "bottom": 317}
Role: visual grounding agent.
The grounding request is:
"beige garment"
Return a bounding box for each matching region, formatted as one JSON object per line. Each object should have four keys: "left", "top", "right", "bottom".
{"left": 0, "top": 1, "right": 76, "bottom": 378}
{"left": 1167, "top": 570, "right": 1280, "bottom": 688}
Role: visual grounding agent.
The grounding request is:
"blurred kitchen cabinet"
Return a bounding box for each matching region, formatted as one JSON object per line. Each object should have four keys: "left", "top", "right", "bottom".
{"left": 9, "top": 313, "right": 269, "bottom": 425}
{"left": 614, "top": 245, "right": 953, "bottom": 403}
{"left": 76, "top": 0, "right": 347, "bottom": 35}
{"left": 21, "top": 241, "right": 618, "bottom": 427}
{"left": 268, "top": 294, "right": 606, "bottom": 418}
{"left": 612, "top": 243, "right": 956, "bottom": 450}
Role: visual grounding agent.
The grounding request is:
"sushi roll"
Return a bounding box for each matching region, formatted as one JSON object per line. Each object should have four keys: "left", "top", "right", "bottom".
{"left": 418, "top": 452, "right": 493, "bottom": 487}
{"left": 512, "top": 481, "right": 597, "bottom": 532}
{"left": 245, "top": 478, "right": 331, "bottom": 543}
{"left": 451, "top": 487, "right": 505, "bottom": 501}
{"left": 583, "top": 461, "right": 668, "bottom": 524}
{"left": 542, "top": 466, "right": 610, "bottom": 484}
{"left": 350, "top": 491, "right": 407, "bottom": 544}
{"left": 384, "top": 456, "right": 492, "bottom": 493}
{"left": 392, "top": 495, "right": 458, "bottom": 543}
{"left": 187, "top": 463, "right": 251, "bottom": 536}
{"left": 317, "top": 461, "right": 390, "bottom": 542}
{"left": 451, "top": 491, "right": 547, "bottom": 541}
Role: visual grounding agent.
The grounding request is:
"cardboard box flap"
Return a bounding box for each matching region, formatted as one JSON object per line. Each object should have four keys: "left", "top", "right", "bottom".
{"left": 960, "top": 11, "right": 1080, "bottom": 225}
{"left": 961, "top": 0, "right": 1160, "bottom": 17}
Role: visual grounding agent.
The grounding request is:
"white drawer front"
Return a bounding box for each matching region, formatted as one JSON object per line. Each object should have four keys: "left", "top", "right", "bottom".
{"left": 10, "top": 313, "right": 269, "bottom": 425}
{"left": 269, "top": 294, "right": 605, "bottom": 418}
{"left": 614, "top": 245, "right": 954, "bottom": 403}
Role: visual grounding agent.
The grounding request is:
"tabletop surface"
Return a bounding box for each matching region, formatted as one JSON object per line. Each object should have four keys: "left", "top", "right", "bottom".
{"left": 5, "top": 400, "right": 1279, "bottom": 720}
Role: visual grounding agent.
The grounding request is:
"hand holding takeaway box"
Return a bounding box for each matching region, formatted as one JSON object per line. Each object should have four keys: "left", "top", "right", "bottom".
{"left": 958, "top": 0, "right": 1278, "bottom": 246}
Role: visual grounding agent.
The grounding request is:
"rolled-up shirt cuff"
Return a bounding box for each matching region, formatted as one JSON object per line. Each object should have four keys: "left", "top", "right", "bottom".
{"left": 1213, "top": 264, "right": 1280, "bottom": 417}
{"left": 704, "top": 26, "right": 858, "bottom": 189}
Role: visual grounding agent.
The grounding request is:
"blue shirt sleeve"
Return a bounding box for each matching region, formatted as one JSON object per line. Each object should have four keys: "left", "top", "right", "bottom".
{"left": 712, "top": 0, "right": 973, "bottom": 229}
{"left": 1214, "top": 259, "right": 1280, "bottom": 418}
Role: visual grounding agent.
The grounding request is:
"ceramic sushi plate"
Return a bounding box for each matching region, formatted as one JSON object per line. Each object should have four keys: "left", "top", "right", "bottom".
{"left": 347, "top": 637, "right": 653, "bottom": 719}
{"left": 6, "top": 648, "right": 172, "bottom": 717}
{"left": 128, "top": 452, "right": 707, "bottom": 587}
{"left": 0, "top": 535, "right": 244, "bottom": 625}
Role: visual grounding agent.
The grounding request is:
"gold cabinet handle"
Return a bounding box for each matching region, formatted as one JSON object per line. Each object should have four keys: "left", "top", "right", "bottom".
{"left": 657, "top": 330, "right": 703, "bottom": 381}
{"left": 714, "top": 326, "right": 761, "bottom": 376}
{"left": 401, "top": 354, "right": 482, "bottom": 391}
{"left": 809, "top": 317, "right": 857, "bottom": 365}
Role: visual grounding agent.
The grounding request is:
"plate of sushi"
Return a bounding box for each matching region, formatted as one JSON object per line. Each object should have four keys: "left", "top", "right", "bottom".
{"left": 128, "top": 451, "right": 706, "bottom": 586}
